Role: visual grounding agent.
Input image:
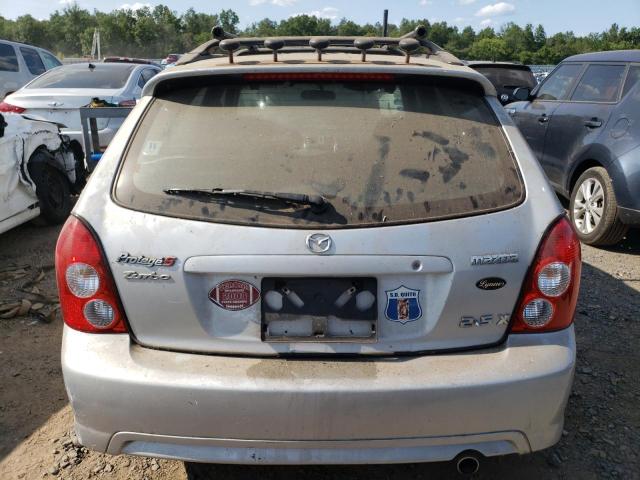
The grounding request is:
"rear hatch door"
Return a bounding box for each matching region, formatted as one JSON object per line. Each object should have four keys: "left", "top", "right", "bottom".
{"left": 100, "top": 71, "right": 540, "bottom": 356}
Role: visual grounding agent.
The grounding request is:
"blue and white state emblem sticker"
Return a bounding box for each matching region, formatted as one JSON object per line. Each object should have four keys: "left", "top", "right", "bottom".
{"left": 385, "top": 286, "right": 422, "bottom": 324}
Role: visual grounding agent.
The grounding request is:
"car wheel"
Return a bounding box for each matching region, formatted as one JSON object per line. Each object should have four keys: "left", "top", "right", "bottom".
{"left": 28, "top": 155, "right": 72, "bottom": 225}
{"left": 570, "top": 166, "right": 628, "bottom": 246}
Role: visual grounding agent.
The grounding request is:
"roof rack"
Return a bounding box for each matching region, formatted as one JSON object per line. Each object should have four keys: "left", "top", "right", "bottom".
{"left": 176, "top": 26, "right": 463, "bottom": 67}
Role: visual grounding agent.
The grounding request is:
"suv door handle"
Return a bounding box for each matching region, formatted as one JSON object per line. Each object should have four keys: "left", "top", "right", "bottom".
{"left": 537, "top": 114, "right": 549, "bottom": 124}
{"left": 584, "top": 118, "right": 602, "bottom": 128}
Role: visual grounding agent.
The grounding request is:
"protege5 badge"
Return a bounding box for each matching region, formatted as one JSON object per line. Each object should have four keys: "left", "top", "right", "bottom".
{"left": 117, "top": 253, "right": 177, "bottom": 267}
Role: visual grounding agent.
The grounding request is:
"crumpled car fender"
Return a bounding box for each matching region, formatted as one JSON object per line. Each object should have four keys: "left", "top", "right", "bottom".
{"left": 0, "top": 113, "right": 76, "bottom": 202}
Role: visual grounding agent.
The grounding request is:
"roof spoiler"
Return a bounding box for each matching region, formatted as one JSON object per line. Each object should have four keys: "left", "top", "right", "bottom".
{"left": 176, "top": 26, "right": 463, "bottom": 66}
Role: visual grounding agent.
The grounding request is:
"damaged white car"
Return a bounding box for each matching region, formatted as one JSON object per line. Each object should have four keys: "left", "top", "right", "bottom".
{"left": 0, "top": 112, "right": 80, "bottom": 234}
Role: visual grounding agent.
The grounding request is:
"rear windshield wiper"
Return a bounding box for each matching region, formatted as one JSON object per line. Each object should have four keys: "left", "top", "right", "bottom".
{"left": 163, "top": 188, "right": 328, "bottom": 211}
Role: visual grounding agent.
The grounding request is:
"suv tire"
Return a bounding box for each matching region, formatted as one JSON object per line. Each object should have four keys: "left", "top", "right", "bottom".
{"left": 570, "top": 166, "right": 627, "bottom": 246}
{"left": 28, "top": 154, "right": 72, "bottom": 225}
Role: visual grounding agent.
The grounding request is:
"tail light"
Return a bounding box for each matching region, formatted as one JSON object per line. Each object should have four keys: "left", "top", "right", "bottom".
{"left": 0, "top": 102, "right": 26, "bottom": 113}
{"left": 510, "top": 216, "right": 581, "bottom": 333}
{"left": 243, "top": 73, "right": 395, "bottom": 82}
{"left": 55, "top": 216, "right": 128, "bottom": 333}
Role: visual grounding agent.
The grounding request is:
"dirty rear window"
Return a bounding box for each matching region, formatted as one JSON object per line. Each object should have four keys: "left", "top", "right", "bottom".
{"left": 115, "top": 75, "right": 523, "bottom": 228}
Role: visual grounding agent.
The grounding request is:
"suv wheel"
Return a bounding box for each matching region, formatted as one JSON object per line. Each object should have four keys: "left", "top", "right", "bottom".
{"left": 28, "top": 155, "right": 72, "bottom": 225}
{"left": 570, "top": 167, "right": 627, "bottom": 246}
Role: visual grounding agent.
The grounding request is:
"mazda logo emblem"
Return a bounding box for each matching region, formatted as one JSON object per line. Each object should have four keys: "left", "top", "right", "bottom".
{"left": 306, "top": 233, "right": 332, "bottom": 254}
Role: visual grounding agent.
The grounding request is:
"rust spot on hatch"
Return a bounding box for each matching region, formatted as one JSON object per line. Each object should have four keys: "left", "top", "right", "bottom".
{"left": 246, "top": 359, "right": 378, "bottom": 380}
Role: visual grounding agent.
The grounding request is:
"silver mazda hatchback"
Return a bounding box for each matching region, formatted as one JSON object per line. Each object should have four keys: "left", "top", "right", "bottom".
{"left": 56, "top": 29, "right": 581, "bottom": 472}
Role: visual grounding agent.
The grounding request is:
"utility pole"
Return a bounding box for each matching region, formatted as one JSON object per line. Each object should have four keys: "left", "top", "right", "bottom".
{"left": 91, "top": 28, "right": 101, "bottom": 60}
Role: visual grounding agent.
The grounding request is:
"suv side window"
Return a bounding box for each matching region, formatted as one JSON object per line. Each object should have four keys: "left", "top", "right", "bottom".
{"left": 137, "top": 68, "right": 158, "bottom": 89}
{"left": 0, "top": 43, "right": 19, "bottom": 72}
{"left": 622, "top": 66, "right": 640, "bottom": 98}
{"left": 141, "top": 68, "right": 158, "bottom": 84}
{"left": 536, "top": 64, "right": 583, "bottom": 101}
{"left": 20, "top": 47, "right": 46, "bottom": 75}
{"left": 571, "top": 64, "right": 626, "bottom": 102}
{"left": 39, "top": 50, "right": 62, "bottom": 70}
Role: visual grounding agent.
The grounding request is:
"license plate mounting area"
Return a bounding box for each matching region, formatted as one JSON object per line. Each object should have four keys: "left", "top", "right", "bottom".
{"left": 261, "top": 277, "right": 377, "bottom": 342}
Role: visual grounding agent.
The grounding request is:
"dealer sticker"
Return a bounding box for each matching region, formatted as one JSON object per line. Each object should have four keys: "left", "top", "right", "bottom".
{"left": 385, "top": 285, "right": 422, "bottom": 324}
{"left": 209, "top": 280, "right": 260, "bottom": 311}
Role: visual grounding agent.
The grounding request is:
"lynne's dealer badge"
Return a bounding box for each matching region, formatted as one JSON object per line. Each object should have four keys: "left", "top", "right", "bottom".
{"left": 385, "top": 285, "right": 422, "bottom": 324}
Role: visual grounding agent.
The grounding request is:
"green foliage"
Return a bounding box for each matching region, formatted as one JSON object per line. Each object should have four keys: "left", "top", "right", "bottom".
{"left": 0, "top": 6, "right": 638, "bottom": 63}
{"left": 469, "top": 38, "right": 509, "bottom": 61}
{"left": 244, "top": 18, "right": 278, "bottom": 37}
{"left": 277, "top": 15, "right": 333, "bottom": 36}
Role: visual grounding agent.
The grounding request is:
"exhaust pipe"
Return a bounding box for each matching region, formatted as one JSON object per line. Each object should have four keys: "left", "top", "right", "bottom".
{"left": 455, "top": 452, "right": 481, "bottom": 476}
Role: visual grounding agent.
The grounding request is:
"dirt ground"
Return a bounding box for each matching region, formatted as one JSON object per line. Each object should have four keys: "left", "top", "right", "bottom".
{"left": 0, "top": 222, "right": 638, "bottom": 480}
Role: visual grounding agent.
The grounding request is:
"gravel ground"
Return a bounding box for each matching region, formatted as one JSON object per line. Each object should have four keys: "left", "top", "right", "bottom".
{"left": 0, "top": 222, "right": 638, "bottom": 480}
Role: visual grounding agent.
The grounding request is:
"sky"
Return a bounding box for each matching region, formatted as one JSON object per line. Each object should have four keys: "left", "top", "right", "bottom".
{"left": 2, "top": 0, "right": 640, "bottom": 36}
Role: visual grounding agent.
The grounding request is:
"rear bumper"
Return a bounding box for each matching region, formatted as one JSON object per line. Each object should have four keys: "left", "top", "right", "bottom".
{"left": 62, "top": 326, "right": 576, "bottom": 464}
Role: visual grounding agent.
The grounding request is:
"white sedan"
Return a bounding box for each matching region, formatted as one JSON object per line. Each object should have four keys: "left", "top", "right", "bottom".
{"left": 0, "top": 62, "right": 160, "bottom": 166}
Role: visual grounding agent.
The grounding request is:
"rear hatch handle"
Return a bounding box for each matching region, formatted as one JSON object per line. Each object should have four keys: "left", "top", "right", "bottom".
{"left": 184, "top": 255, "right": 453, "bottom": 276}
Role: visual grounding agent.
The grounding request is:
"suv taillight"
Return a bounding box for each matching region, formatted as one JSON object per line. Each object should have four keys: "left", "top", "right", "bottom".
{"left": 510, "top": 216, "right": 581, "bottom": 333}
{"left": 55, "top": 216, "right": 128, "bottom": 333}
{"left": 0, "top": 102, "right": 26, "bottom": 113}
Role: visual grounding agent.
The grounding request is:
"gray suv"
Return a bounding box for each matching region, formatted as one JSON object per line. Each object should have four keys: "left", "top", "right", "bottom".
{"left": 508, "top": 50, "right": 640, "bottom": 246}
{"left": 0, "top": 39, "right": 62, "bottom": 99}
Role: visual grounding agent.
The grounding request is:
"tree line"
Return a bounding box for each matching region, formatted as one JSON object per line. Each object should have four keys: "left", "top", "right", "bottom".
{"left": 1, "top": 4, "right": 639, "bottom": 64}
